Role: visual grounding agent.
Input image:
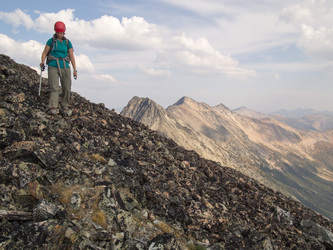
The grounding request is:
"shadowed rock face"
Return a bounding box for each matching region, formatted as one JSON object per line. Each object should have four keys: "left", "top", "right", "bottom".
{"left": 1, "top": 54, "right": 333, "bottom": 249}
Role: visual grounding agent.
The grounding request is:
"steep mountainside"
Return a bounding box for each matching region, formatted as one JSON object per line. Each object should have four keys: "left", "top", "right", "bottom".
{"left": 2, "top": 55, "right": 333, "bottom": 249}
{"left": 121, "top": 96, "right": 333, "bottom": 221}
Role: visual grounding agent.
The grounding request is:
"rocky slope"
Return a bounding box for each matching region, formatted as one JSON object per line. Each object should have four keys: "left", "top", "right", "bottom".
{"left": 1, "top": 54, "right": 333, "bottom": 249}
{"left": 121, "top": 96, "right": 333, "bottom": 221}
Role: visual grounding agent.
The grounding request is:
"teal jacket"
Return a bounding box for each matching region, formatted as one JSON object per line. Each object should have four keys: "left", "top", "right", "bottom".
{"left": 46, "top": 38, "right": 73, "bottom": 68}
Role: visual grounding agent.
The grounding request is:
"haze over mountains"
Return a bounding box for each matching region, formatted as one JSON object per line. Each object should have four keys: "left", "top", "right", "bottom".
{"left": 121, "top": 96, "right": 333, "bottom": 221}
{"left": 271, "top": 108, "right": 333, "bottom": 119}
{"left": 234, "top": 107, "right": 333, "bottom": 131}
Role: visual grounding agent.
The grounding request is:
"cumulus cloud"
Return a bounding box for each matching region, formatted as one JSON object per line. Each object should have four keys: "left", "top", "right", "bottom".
{"left": 161, "top": 33, "right": 256, "bottom": 78}
{"left": 34, "top": 10, "right": 162, "bottom": 51}
{"left": 280, "top": 0, "right": 333, "bottom": 60}
{"left": 0, "top": 33, "right": 95, "bottom": 77}
{"left": 2, "top": 8, "right": 162, "bottom": 51}
{"left": 298, "top": 25, "right": 333, "bottom": 59}
{"left": 93, "top": 74, "right": 118, "bottom": 84}
{"left": 34, "top": 9, "right": 76, "bottom": 34}
{"left": 75, "top": 54, "right": 95, "bottom": 73}
{"left": 0, "top": 34, "right": 42, "bottom": 64}
{"left": 1, "top": 8, "right": 255, "bottom": 79}
{"left": 0, "top": 9, "right": 34, "bottom": 32}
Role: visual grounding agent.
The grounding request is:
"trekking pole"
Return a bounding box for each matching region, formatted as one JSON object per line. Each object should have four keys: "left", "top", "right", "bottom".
{"left": 39, "top": 64, "right": 45, "bottom": 96}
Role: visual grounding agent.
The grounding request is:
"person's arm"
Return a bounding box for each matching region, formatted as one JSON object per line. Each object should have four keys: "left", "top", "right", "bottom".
{"left": 40, "top": 45, "right": 50, "bottom": 68}
{"left": 68, "top": 48, "right": 77, "bottom": 79}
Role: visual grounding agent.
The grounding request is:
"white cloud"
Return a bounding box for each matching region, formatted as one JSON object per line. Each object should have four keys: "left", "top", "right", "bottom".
{"left": 75, "top": 54, "right": 94, "bottom": 73}
{"left": 155, "top": 1, "right": 300, "bottom": 56}
{"left": 0, "top": 9, "right": 34, "bottom": 32}
{"left": 0, "top": 33, "right": 95, "bottom": 76}
{"left": 298, "top": 25, "right": 333, "bottom": 59}
{"left": 34, "top": 9, "right": 76, "bottom": 34}
{"left": 34, "top": 10, "right": 162, "bottom": 51}
{"left": 162, "top": 33, "right": 256, "bottom": 78}
{"left": 2, "top": 8, "right": 163, "bottom": 51}
{"left": 0, "top": 34, "right": 42, "bottom": 64}
{"left": 139, "top": 66, "right": 171, "bottom": 78}
{"left": 280, "top": 0, "right": 333, "bottom": 60}
{"left": 94, "top": 74, "right": 118, "bottom": 84}
{"left": 280, "top": 0, "right": 332, "bottom": 26}
{"left": 1, "top": 8, "right": 255, "bottom": 79}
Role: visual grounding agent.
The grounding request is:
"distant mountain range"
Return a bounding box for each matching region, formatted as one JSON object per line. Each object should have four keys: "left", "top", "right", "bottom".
{"left": 233, "top": 106, "right": 333, "bottom": 131}
{"left": 270, "top": 108, "right": 333, "bottom": 119}
{"left": 121, "top": 96, "right": 333, "bottom": 220}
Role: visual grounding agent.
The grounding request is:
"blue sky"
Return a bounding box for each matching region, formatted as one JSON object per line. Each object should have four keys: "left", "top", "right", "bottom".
{"left": 1, "top": 0, "right": 332, "bottom": 113}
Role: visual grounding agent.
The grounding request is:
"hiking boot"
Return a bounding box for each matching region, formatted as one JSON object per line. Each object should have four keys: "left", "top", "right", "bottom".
{"left": 63, "top": 109, "right": 72, "bottom": 117}
{"left": 48, "top": 108, "right": 59, "bottom": 115}
{"left": 62, "top": 106, "right": 72, "bottom": 116}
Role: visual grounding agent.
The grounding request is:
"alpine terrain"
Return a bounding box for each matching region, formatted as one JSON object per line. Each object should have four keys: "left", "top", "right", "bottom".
{"left": 121, "top": 96, "right": 333, "bottom": 221}
{"left": 233, "top": 106, "right": 333, "bottom": 131}
{"left": 1, "top": 54, "right": 333, "bottom": 249}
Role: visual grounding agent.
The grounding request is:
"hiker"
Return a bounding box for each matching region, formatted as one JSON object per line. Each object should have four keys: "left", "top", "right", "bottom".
{"left": 40, "top": 21, "right": 77, "bottom": 115}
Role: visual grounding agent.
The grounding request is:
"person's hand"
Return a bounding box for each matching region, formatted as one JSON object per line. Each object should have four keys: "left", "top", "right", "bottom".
{"left": 73, "top": 70, "right": 77, "bottom": 80}
{"left": 40, "top": 63, "right": 45, "bottom": 71}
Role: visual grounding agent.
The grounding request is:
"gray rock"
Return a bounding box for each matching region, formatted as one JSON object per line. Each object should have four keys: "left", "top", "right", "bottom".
{"left": 301, "top": 219, "right": 333, "bottom": 248}
{"left": 33, "top": 199, "right": 59, "bottom": 221}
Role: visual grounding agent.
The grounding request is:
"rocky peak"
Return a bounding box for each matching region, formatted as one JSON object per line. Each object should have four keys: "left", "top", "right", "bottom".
{"left": 171, "top": 96, "right": 212, "bottom": 111}
{"left": 122, "top": 96, "right": 165, "bottom": 121}
{"left": 121, "top": 96, "right": 171, "bottom": 132}
{"left": 214, "top": 103, "right": 230, "bottom": 112}
{"left": 1, "top": 54, "right": 333, "bottom": 249}
{"left": 173, "top": 96, "right": 194, "bottom": 106}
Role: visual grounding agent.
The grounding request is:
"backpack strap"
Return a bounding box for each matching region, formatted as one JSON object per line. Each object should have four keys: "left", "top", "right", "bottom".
{"left": 46, "top": 38, "right": 70, "bottom": 66}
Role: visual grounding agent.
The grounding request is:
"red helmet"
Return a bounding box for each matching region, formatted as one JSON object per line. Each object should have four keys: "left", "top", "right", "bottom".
{"left": 54, "top": 21, "right": 66, "bottom": 33}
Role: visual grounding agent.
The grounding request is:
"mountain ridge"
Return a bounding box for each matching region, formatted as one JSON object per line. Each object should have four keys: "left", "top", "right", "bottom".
{"left": 232, "top": 106, "right": 333, "bottom": 131}
{"left": 121, "top": 96, "right": 333, "bottom": 221}
{"left": 270, "top": 108, "right": 333, "bottom": 119}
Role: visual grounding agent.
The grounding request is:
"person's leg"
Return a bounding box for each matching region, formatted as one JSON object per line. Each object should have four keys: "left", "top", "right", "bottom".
{"left": 48, "top": 67, "right": 60, "bottom": 110}
{"left": 60, "top": 67, "right": 72, "bottom": 109}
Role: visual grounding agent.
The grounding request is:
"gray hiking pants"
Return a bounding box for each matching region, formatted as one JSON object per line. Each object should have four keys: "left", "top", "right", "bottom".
{"left": 48, "top": 66, "right": 71, "bottom": 109}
